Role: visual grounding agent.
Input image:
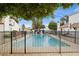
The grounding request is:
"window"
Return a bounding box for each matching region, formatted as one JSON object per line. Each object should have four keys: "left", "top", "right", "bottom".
{"left": 9, "top": 20, "right": 15, "bottom": 26}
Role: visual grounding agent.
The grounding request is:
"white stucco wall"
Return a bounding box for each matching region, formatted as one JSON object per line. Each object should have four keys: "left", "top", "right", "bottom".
{"left": 2, "top": 16, "right": 20, "bottom": 31}
{"left": 58, "top": 12, "right": 79, "bottom": 31}
{"left": 44, "top": 26, "right": 50, "bottom": 31}
{"left": 0, "top": 24, "right": 4, "bottom": 44}
{"left": 0, "top": 24, "right": 4, "bottom": 31}
{"left": 2, "top": 16, "right": 10, "bottom": 31}
{"left": 10, "top": 18, "right": 20, "bottom": 31}
{"left": 57, "top": 23, "right": 60, "bottom": 31}
{"left": 69, "top": 13, "right": 79, "bottom": 24}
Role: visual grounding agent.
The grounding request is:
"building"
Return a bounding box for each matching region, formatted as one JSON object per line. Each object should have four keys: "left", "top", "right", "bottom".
{"left": 24, "top": 27, "right": 31, "bottom": 32}
{"left": 44, "top": 26, "right": 50, "bottom": 31}
{"left": 0, "top": 15, "right": 21, "bottom": 31}
{"left": 57, "top": 12, "right": 79, "bottom": 31}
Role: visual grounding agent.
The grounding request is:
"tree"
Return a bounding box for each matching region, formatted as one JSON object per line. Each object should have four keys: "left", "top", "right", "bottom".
{"left": 48, "top": 22, "right": 57, "bottom": 35}
{"left": 48, "top": 22, "right": 57, "bottom": 30}
{"left": 32, "top": 18, "right": 43, "bottom": 29}
{"left": 0, "top": 3, "right": 75, "bottom": 29}
{"left": 60, "top": 16, "right": 69, "bottom": 26}
{"left": 0, "top": 3, "right": 74, "bottom": 19}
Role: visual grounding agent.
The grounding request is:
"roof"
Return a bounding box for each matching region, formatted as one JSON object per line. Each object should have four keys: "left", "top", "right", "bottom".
{"left": 68, "top": 12, "right": 79, "bottom": 17}
{"left": 71, "top": 23, "right": 79, "bottom": 28}
{"left": 60, "top": 23, "right": 79, "bottom": 28}
{"left": 60, "top": 24, "right": 69, "bottom": 28}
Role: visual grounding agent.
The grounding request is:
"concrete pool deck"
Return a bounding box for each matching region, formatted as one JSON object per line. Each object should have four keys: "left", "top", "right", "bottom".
{"left": 1, "top": 52, "right": 79, "bottom": 56}
{"left": 0, "top": 34, "right": 79, "bottom": 56}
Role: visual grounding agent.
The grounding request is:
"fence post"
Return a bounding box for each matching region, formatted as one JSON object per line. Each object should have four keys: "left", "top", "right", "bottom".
{"left": 24, "top": 31, "right": 26, "bottom": 54}
{"left": 11, "top": 31, "right": 12, "bottom": 54}
{"left": 59, "top": 30, "right": 61, "bottom": 54}
{"left": 74, "top": 30, "right": 76, "bottom": 44}
{"left": 73, "top": 27, "right": 77, "bottom": 44}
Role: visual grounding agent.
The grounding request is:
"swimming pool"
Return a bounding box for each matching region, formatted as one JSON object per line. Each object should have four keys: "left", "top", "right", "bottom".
{"left": 13, "top": 34, "right": 69, "bottom": 48}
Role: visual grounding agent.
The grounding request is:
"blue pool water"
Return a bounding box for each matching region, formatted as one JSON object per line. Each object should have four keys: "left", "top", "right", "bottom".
{"left": 13, "top": 34, "right": 69, "bottom": 48}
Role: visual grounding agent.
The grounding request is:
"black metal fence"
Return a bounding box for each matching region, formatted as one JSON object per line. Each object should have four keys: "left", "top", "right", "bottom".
{"left": 0, "top": 31, "right": 79, "bottom": 55}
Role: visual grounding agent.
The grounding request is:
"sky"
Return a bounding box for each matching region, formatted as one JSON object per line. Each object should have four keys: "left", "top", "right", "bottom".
{"left": 19, "top": 4, "right": 79, "bottom": 28}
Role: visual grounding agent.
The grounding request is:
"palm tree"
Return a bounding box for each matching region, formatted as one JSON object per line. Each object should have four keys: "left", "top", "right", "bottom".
{"left": 60, "top": 16, "right": 69, "bottom": 26}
